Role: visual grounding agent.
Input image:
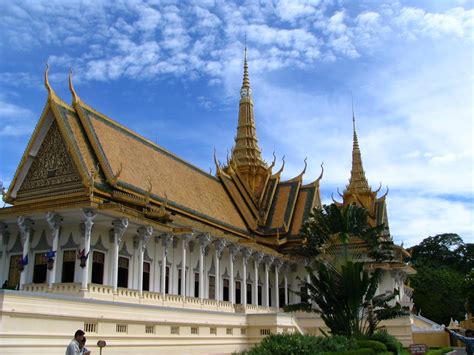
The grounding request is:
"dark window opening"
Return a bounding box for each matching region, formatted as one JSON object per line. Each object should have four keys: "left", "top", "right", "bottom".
{"left": 8, "top": 255, "right": 21, "bottom": 289}
{"left": 258, "top": 285, "right": 262, "bottom": 306}
{"left": 143, "top": 261, "right": 150, "bottom": 291}
{"left": 33, "top": 253, "right": 47, "bottom": 284}
{"left": 91, "top": 251, "right": 105, "bottom": 284}
{"left": 117, "top": 257, "right": 129, "bottom": 288}
{"left": 235, "top": 281, "right": 241, "bottom": 304}
{"left": 61, "top": 250, "right": 76, "bottom": 283}
{"left": 300, "top": 286, "right": 308, "bottom": 303}
{"left": 165, "top": 266, "right": 170, "bottom": 294}
{"left": 246, "top": 283, "right": 252, "bottom": 304}
{"left": 279, "top": 287, "right": 286, "bottom": 307}
{"left": 209, "top": 275, "right": 215, "bottom": 300}
{"left": 269, "top": 287, "right": 272, "bottom": 307}
{"left": 223, "top": 278, "right": 229, "bottom": 301}
{"left": 194, "top": 272, "right": 199, "bottom": 298}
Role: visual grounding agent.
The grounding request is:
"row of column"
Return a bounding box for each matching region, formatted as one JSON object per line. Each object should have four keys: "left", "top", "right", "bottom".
{"left": 2, "top": 209, "right": 293, "bottom": 307}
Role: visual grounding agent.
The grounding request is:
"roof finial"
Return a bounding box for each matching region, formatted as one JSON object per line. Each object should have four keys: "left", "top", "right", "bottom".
{"left": 68, "top": 68, "right": 80, "bottom": 104}
{"left": 241, "top": 38, "right": 251, "bottom": 97}
{"left": 44, "top": 62, "right": 57, "bottom": 101}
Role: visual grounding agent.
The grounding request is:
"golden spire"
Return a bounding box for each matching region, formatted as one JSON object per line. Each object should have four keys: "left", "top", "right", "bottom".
{"left": 345, "top": 98, "right": 370, "bottom": 194}
{"left": 227, "top": 45, "right": 268, "bottom": 199}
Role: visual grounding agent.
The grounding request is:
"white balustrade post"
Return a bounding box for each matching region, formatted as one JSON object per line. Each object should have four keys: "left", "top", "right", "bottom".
{"left": 273, "top": 259, "right": 282, "bottom": 309}
{"left": 252, "top": 251, "right": 263, "bottom": 305}
{"left": 263, "top": 255, "right": 274, "bottom": 307}
{"left": 161, "top": 234, "right": 173, "bottom": 295}
{"left": 0, "top": 223, "right": 9, "bottom": 285}
{"left": 110, "top": 219, "right": 128, "bottom": 294}
{"left": 180, "top": 234, "right": 193, "bottom": 297}
{"left": 46, "top": 213, "right": 63, "bottom": 289}
{"left": 228, "top": 244, "right": 239, "bottom": 304}
{"left": 241, "top": 248, "right": 251, "bottom": 306}
{"left": 81, "top": 209, "right": 96, "bottom": 291}
{"left": 214, "top": 239, "right": 226, "bottom": 301}
{"left": 18, "top": 216, "right": 34, "bottom": 290}
{"left": 197, "top": 233, "right": 210, "bottom": 300}
{"left": 137, "top": 225, "right": 153, "bottom": 297}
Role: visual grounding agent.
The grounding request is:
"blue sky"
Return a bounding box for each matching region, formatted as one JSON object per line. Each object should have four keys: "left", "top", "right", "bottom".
{"left": 0, "top": 0, "right": 472, "bottom": 246}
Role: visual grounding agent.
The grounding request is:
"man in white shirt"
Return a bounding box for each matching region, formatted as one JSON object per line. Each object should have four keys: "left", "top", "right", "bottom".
{"left": 65, "top": 329, "right": 85, "bottom": 355}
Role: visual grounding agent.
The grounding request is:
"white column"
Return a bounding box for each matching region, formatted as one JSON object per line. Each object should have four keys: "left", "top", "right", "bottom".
{"left": 241, "top": 248, "right": 251, "bottom": 306}
{"left": 161, "top": 234, "right": 173, "bottom": 295}
{"left": 81, "top": 209, "right": 96, "bottom": 291}
{"left": 0, "top": 223, "right": 9, "bottom": 284}
{"left": 197, "top": 233, "right": 210, "bottom": 300}
{"left": 110, "top": 219, "right": 128, "bottom": 294}
{"left": 284, "top": 264, "right": 289, "bottom": 306}
{"left": 305, "top": 259, "right": 311, "bottom": 298}
{"left": 153, "top": 236, "right": 160, "bottom": 292}
{"left": 263, "top": 255, "right": 274, "bottom": 307}
{"left": 228, "top": 244, "right": 239, "bottom": 304}
{"left": 273, "top": 259, "right": 282, "bottom": 309}
{"left": 18, "top": 216, "right": 34, "bottom": 290}
{"left": 214, "top": 239, "right": 226, "bottom": 301}
{"left": 252, "top": 251, "right": 263, "bottom": 305}
{"left": 137, "top": 226, "right": 153, "bottom": 296}
{"left": 46, "top": 213, "right": 63, "bottom": 289}
{"left": 180, "top": 234, "right": 193, "bottom": 297}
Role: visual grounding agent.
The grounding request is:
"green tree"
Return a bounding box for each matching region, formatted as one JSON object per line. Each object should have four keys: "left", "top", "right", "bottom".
{"left": 286, "top": 204, "right": 406, "bottom": 337}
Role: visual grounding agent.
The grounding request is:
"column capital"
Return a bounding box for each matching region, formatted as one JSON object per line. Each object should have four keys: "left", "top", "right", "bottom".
{"left": 241, "top": 247, "right": 252, "bottom": 261}
{"left": 18, "top": 216, "right": 34, "bottom": 236}
{"left": 180, "top": 233, "right": 193, "bottom": 248}
{"left": 111, "top": 218, "right": 129, "bottom": 245}
{"left": 263, "top": 254, "right": 274, "bottom": 267}
{"left": 138, "top": 225, "right": 153, "bottom": 251}
{"left": 228, "top": 243, "right": 240, "bottom": 262}
{"left": 214, "top": 238, "right": 227, "bottom": 259}
{"left": 160, "top": 233, "right": 173, "bottom": 257}
{"left": 197, "top": 232, "right": 211, "bottom": 249}
{"left": 82, "top": 208, "right": 96, "bottom": 230}
{"left": 253, "top": 250, "right": 264, "bottom": 265}
{"left": 46, "top": 212, "right": 63, "bottom": 232}
{"left": 273, "top": 258, "right": 283, "bottom": 271}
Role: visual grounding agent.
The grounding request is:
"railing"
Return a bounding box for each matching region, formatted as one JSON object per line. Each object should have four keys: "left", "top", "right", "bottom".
{"left": 22, "top": 282, "right": 280, "bottom": 314}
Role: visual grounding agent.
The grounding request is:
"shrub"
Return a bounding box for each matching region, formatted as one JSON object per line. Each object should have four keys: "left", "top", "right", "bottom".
{"left": 240, "top": 334, "right": 358, "bottom": 355}
{"left": 426, "top": 347, "right": 453, "bottom": 355}
{"left": 369, "top": 331, "right": 402, "bottom": 354}
{"left": 324, "top": 348, "right": 376, "bottom": 355}
{"left": 356, "top": 340, "right": 387, "bottom": 353}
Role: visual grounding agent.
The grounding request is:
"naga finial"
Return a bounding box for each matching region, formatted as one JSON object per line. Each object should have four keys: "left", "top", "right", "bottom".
{"left": 68, "top": 68, "right": 80, "bottom": 104}
{"left": 316, "top": 162, "right": 324, "bottom": 182}
{"left": 44, "top": 62, "right": 57, "bottom": 101}
{"left": 111, "top": 162, "right": 123, "bottom": 185}
{"left": 275, "top": 155, "right": 286, "bottom": 176}
{"left": 302, "top": 157, "right": 308, "bottom": 175}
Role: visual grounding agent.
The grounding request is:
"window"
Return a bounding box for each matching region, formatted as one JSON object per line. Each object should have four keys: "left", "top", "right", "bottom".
{"left": 279, "top": 287, "right": 286, "bottom": 307}
{"left": 33, "top": 253, "right": 47, "bottom": 284}
{"left": 191, "top": 327, "right": 199, "bottom": 335}
{"left": 116, "top": 324, "right": 128, "bottom": 333}
{"left": 208, "top": 275, "right": 215, "bottom": 300}
{"left": 84, "top": 322, "right": 97, "bottom": 333}
{"left": 300, "top": 286, "right": 308, "bottom": 303}
{"left": 240, "top": 328, "right": 246, "bottom": 335}
{"left": 178, "top": 268, "right": 186, "bottom": 296}
{"left": 269, "top": 287, "right": 272, "bottom": 307}
{"left": 143, "top": 262, "right": 150, "bottom": 291}
{"left": 91, "top": 251, "right": 105, "bottom": 284}
{"left": 235, "top": 281, "right": 241, "bottom": 304}
{"left": 170, "top": 326, "right": 179, "bottom": 335}
{"left": 210, "top": 327, "right": 217, "bottom": 335}
{"left": 246, "top": 283, "right": 252, "bottom": 304}
{"left": 8, "top": 255, "right": 21, "bottom": 289}
{"left": 260, "top": 329, "right": 271, "bottom": 336}
{"left": 223, "top": 278, "right": 229, "bottom": 301}
{"left": 61, "top": 250, "right": 75, "bottom": 283}
{"left": 226, "top": 328, "right": 233, "bottom": 335}
{"left": 118, "top": 257, "right": 129, "bottom": 288}
{"left": 165, "top": 266, "right": 170, "bottom": 294}
{"left": 145, "top": 325, "right": 155, "bottom": 334}
{"left": 194, "top": 272, "right": 199, "bottom": 298}
{"left": 258, "top": 285, "right": 262, "bottom": 306}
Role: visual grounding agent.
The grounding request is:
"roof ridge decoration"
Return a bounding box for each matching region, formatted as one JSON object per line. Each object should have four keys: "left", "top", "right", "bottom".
{"left": 68, "top": 68, "right": 81, "bottom": 105}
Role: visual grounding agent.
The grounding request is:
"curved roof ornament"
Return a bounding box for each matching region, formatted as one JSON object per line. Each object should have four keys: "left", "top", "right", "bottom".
{"left": 374, "top": 182, "right": 382, "bottom": 194}
{"left": 44, "top": 62, "right": 57, "bottom": 101}
{"left": 301, "top": 157, "right": 308, "bottom": 175}
{"left": 275, "top": 155, "right": 286, "bottom": 176}
{"left": 267, "top": 151, "right": 276, "bottom": 171}
{"left": 331, "top": 193, "right": 341, "bottom": 204}
{"left": 316, "top": 162, "right": 324, "bottom": 182}
{"left": 68, "top": 68, "right": 80, "bottom": 104}
{"left": 337, "top": 187, "right": 344, "bottom": 198}
{"left": 379, "top": 186, "right": 389, "bottom": 199}
{"left": 213, "top": 147, "right": 221, "bottom": 174}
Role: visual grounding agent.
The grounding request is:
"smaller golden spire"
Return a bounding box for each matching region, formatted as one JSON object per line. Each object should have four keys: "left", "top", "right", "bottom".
{"left": 68, "top": 68, "right": 80, "bottom": 104}
{"left": 345, "top": 97, "right": 370, "bottom": 194}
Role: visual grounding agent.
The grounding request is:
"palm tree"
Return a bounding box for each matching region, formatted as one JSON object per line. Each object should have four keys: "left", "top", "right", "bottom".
{"left": 285, "top": 203, "right": 407, "bottom": 337}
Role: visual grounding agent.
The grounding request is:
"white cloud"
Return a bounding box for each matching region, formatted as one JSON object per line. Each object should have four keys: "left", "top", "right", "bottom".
{"left": 0, "top": 100, "right": 35, "bottom": 137}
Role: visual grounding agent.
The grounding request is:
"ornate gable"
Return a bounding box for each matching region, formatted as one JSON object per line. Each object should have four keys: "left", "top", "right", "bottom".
{"left": 16, "top": 119, "right": 83, "bottom": 199}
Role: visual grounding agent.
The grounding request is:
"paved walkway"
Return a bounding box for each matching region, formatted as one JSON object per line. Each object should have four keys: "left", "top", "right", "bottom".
{"left": 448, "top": 348, "right": 467, "bottom": 355}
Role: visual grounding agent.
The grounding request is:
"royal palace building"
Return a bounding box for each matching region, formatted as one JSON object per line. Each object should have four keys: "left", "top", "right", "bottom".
{"left": 0, "top": 53, "right": 415, "bottom": 354}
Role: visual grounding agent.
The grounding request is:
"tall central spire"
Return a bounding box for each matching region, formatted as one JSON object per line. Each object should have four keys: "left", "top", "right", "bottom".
{"left": 228, "top": 46, "right": 269, "bottom": 199}
{"left": 345, "top": 100, "right": 370, "bottom": 194}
